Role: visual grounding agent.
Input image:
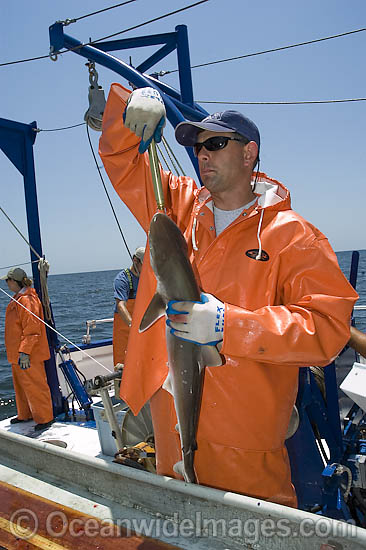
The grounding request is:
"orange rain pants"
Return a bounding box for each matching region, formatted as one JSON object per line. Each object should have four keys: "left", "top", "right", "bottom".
{"left": 5, "top": 287, "right": 53, "bottom": 424}
{"left": 113, "top": 298, "right": 135, "bottom": 366}
{"left": 99, "top": 83, "right": 359, "bottom": 507}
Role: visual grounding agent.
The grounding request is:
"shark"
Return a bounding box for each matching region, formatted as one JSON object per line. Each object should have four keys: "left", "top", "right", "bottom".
{"left": 140, "top": 212, "right": 222, "bottom": 483}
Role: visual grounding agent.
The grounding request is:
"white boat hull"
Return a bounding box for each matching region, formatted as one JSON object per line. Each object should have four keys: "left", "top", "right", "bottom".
{"left": 0, "top": 428, "right": 365, "bottom": 549}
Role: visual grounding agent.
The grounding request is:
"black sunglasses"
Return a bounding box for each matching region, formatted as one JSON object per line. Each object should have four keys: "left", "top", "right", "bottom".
{"left": 193, "top": 135, "right": 248, "bottom": 157}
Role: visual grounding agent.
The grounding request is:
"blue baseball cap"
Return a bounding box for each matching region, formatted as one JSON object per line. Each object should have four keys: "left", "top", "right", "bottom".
{"left": 175, "top": 110, "right": 260, "bottom": 152}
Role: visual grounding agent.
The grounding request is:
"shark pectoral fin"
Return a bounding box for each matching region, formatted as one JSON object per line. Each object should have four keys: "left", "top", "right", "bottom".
{"left": 162, "top": 371, "right": 173, "bottom": 396}
{"left": 201, "top": 345, "right": 223, "bottom": 367}
{"left": 139, "top": 292, "right": 166, "bottom": 332}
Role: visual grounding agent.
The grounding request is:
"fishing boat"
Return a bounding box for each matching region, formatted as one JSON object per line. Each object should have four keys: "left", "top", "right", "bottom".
{"left": 1, "top": 9, "right": 366, "bottom": 550}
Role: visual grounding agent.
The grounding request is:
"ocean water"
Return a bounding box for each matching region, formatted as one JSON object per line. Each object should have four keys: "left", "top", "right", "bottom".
{"left": 0, "top": 251, "right": 365, "bottom": 421}
{"left": 0, "top": 269, "right": 120, "bottom": 420}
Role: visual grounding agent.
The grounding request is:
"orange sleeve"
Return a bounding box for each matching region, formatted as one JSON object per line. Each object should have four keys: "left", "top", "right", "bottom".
{"left": 221, "top": 236, "right": 358, "bottom": 366}
{"left": 99, "top": 83, "right": 198, "bottom": 234}
{"left": 17, "top": 295, "right": 44, "bottom": 356}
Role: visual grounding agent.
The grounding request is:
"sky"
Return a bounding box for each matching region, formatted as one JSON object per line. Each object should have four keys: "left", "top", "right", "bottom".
{"left": 0, "top": 0, "right": 365, "bottom": 275}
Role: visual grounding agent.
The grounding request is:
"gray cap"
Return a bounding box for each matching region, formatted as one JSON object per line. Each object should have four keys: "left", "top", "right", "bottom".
{"left": 134, "top": 247, "right": 145, "bottom": 262}
{"left": 0, "top": 267, "right": 27, "bottom": 282}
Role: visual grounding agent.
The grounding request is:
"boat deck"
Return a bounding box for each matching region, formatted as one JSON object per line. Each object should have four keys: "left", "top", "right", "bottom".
{"left": 0, "top": 415, "right": 108, "bottom": 461}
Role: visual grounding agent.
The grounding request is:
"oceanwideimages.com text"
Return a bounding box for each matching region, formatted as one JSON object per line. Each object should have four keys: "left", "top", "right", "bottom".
{"left": 9, "top": 508, "right": 358, "bottom": 543}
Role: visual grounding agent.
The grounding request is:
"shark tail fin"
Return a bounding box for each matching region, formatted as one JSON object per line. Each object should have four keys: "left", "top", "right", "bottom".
{"left": 173, "top": 460, "right": 197, "bottom": 484}
{"left": 173, "top": 460, "right": 186, "bottom": 479}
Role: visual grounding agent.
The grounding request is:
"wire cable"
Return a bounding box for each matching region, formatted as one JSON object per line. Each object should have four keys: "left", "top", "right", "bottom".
{"left": 0, "top": 260, "right": 40, "bottom": 271}
{"left": 92, "top": 0, "right": 209, "bottom": 43}
{"left": 0, "top": 205, "right": 41, "bottom": 259}
{"left": 1, "top": 21, "right": 364, "bottom": 69}
{"left": 0, "top": 0, "right": 209, "bottom": 67}
{"left": 35, "top": 122, "right": 86, "bottom": 132}
{"left": 198, "top": 98, "right": 366, "bottom": 105}
{"left": 156, "top": 143, "right": 172, "bottom": 173}
{"left": 0, "top": 286, "right": 112, "bottom": 373}
{"left": 72, "top": 0, "right": 137, "bottom": 23}
{"left": 163, "top": 27, "right": 366, "bottom": 74}
{"left": 13, "top": 89, "right": 366, "bottom": 143}
{"left": 85, "top": 124, "right": 133, "bottom": 260}
{"left": 0, "top": 54, "right": 50, "bottom": 67}
{"left": 1, "top": 206, "right": 52, "bottom": 320}
{"left": 161, "top": 136, "right": 186, "bottom": 176}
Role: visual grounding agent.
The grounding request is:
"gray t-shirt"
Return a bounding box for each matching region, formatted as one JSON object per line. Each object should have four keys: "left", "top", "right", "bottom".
{"left": 213, "top": 197, "right": 257, "bottom": 236}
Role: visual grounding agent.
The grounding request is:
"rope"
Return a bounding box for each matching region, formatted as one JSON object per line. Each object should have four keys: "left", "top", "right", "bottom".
{"left": 332, "top": 463, "right": 353, "bottom": 501}
{"left": 198, "top": 98, "right": 366, "bottom": 105}
{"left": 85, "top": 124, "right": 133, "bottom": 260}
{"left": 38, "top": 258, "right": 52, "bottom": 322}
{"left": 0, "top": 287, "right": 111, "bottom": 373}
{"left": 163, "top": 27, "right": 366, "bottom": 74}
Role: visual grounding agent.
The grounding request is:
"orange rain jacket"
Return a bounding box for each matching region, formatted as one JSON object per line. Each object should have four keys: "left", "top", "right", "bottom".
{"left": 113, "top": 299, "right": 135, "bottom": 366}
{"left": 99, "top": 83, "right": 359, "bottom": 507}
{"left": 5, "top": 287, "right": 53, "bottom": 424}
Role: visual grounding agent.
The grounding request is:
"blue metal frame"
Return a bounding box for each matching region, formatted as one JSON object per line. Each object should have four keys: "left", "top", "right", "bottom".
{"left": 49, "top": 22, "right": 209, "bottom": 179}
{"left": 0, "top": 117, "right": 63, "bottom": 415}
{"left": 286, "top": 253, "right": 361, "bottom": 519}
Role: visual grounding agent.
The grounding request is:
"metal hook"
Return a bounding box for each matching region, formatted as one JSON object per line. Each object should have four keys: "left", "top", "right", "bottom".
{"left": 84, "top": 60, "right": 106, "bottom": 131}
{"left": 49, "top": 47, "right": 58, "bottom": 62}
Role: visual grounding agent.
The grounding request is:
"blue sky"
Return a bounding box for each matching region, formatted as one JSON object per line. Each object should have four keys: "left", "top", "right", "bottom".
{"left": 1, "top": 0, "right": 365, "bottom": 275}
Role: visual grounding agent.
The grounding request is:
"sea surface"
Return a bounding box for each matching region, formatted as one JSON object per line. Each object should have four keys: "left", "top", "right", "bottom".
{"left": 0, "top": 251, "right": 366, "bottom": 421}
{"left": 0, "top": 269, "right": 119, "bottom": 420}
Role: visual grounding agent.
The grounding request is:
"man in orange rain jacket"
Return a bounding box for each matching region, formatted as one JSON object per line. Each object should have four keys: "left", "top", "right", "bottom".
{"left": 113, "top": 246, "right": 145, "bottom": 366}
{"left": 99, "top": 84, "right": 358, "bottom": 507}
{"left": 2, "top": 267, "right": 54, "bottom": 431}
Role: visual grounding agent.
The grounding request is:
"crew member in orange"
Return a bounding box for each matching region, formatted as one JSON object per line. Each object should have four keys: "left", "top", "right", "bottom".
{"left": 2, "top": 267, "right": 54, "bottom": 431}
{"left": 99, "top": 84, "right": 358, "bottom": 507}
{"left": 113, "top": 247, "right": 145, "bottom": 366}
{"left": 348, "top": 326, "right": 366, "bottom": 358}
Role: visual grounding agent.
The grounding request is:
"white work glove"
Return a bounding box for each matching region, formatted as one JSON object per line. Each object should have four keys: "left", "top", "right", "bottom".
{"left": 123, "top": 87, "right": 166, "bottom": 154}
{"left": 166, "top": 293, "right": 225, "bottom": 346}
{"left": 18, "top": 352, "right": 31, "bottom": 370}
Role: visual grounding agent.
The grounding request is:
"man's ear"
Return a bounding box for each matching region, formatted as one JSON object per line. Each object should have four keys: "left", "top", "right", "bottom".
{"left": 243, "top": 141, "right": 258, "bottom": 167}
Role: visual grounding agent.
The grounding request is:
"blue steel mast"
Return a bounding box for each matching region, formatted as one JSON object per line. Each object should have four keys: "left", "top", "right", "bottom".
{"left": 0, "top": 118, "right": 63, "bottom": 415}
{"left": 49, "top": 22, "right": 209, "bottom": 179}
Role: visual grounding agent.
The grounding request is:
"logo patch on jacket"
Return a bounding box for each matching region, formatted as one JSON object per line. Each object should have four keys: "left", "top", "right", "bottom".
{"left": 245, "top": 249, "right": 270, "bottom": 261}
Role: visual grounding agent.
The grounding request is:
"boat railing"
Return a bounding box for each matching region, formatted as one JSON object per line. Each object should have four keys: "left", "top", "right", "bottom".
{"left": 83, "top": 318, "right": 114, "bottom": 344}
{"left": 81, "top": 306, "right": 366, "bottom": 344}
